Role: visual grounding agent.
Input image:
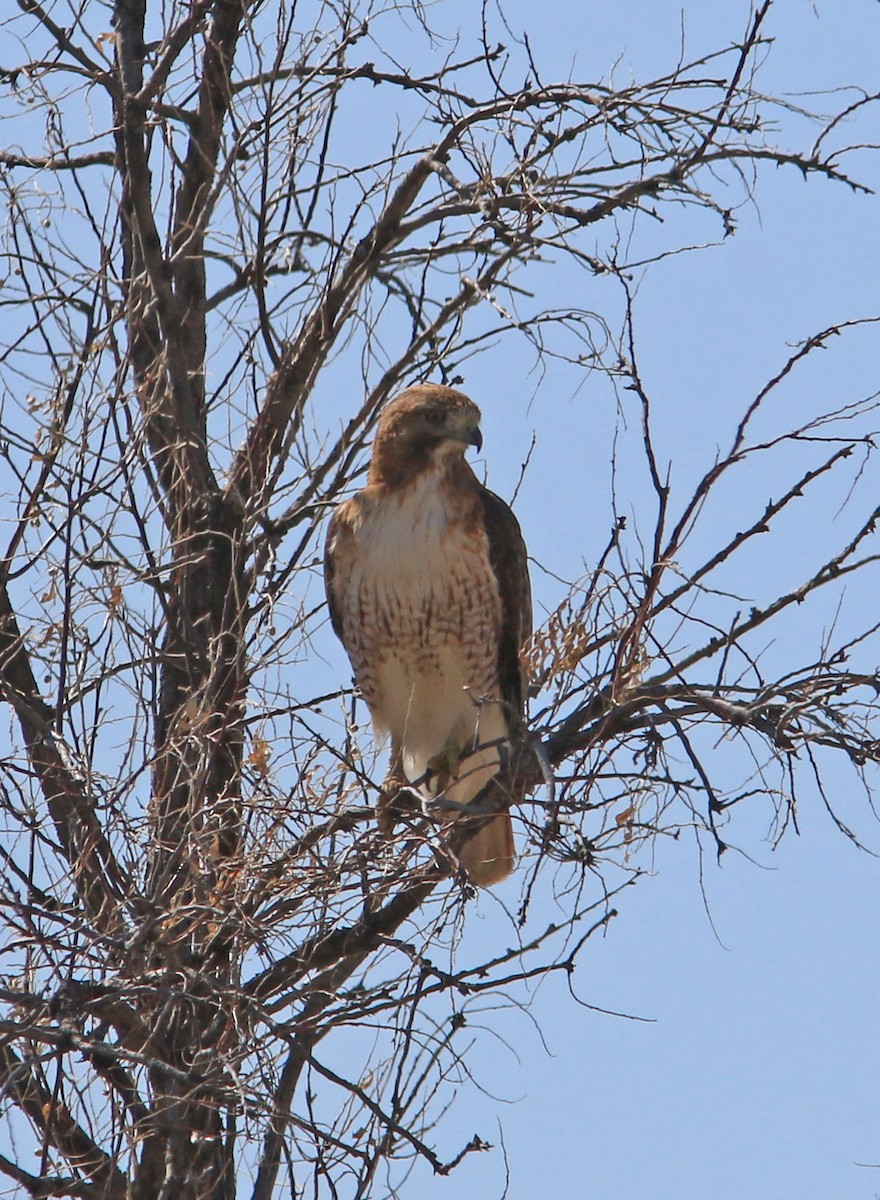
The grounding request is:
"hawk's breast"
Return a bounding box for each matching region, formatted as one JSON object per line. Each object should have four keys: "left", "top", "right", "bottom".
{"left": 337, "top": 470, "right": 506, "bottom": 784}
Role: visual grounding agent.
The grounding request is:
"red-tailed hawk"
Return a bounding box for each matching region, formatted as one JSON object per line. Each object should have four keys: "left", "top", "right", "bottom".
{"left": 324, "top": 383, "right": 531, "bottom": 886}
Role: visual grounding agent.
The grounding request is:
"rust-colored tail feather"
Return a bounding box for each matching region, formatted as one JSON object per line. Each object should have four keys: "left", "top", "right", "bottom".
{"left": 458, "top": 811, "right": 515, "bottom": 887}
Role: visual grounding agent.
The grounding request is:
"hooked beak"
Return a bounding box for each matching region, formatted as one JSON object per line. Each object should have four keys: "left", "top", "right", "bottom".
{"left": 468, "top": 426, "right": 483, "bottom": 453}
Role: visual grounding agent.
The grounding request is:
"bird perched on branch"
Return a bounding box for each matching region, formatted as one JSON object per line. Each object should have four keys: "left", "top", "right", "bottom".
{"left": 324, "top": 383, "right": 532, "bottom": 886}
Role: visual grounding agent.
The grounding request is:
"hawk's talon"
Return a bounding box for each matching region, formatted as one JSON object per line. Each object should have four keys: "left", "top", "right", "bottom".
{"left": 425, "top": 738, "right": 462, "bottom": 793}
{"left": 424, "top": 795, "right": 482, "bottom": 817}
{"left": 376, "top": 781, "right": 422, "bottom": 834}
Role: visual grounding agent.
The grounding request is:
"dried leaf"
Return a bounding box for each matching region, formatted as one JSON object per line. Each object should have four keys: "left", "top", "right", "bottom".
{"left": 248, "top": 737, "right": 271, "bottom": 776}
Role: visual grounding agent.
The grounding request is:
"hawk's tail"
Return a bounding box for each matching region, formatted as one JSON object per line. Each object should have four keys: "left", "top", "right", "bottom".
{"left": 458, "top": 810, "right": 515, "bottom": 887}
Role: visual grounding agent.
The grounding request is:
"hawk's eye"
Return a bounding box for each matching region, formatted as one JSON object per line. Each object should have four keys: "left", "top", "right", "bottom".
{"left": 425, "top": 410, "right": 445, "bottom": 426}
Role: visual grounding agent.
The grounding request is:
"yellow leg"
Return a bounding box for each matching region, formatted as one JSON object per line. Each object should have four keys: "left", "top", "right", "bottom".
{"left": 377, "top": 739, "right": 409, "bottom": 835}
{"left": 425, "top": 734, "right": 462, "bottom": 794}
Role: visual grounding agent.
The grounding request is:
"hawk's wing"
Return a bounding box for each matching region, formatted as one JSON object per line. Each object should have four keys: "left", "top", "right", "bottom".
{"left": 324, "top": 498, "right": 358, "bottom": 644}
{"left": 477, "top": 485, "right": 532, "bottom": 725}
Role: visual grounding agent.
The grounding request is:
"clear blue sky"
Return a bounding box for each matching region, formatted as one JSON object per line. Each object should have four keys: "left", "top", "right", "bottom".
{"left": 382, "top": 3, "right": 880, "bottom": 1198}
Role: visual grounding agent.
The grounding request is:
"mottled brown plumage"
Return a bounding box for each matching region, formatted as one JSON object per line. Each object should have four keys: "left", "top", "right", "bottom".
{"left": 325, "top": 383, "right": 531, "bottom": 886}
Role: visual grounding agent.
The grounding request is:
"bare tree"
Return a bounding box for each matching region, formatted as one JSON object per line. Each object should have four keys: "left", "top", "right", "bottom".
{"left": 0, "top": 0, "right": 878, "bottom": 1196}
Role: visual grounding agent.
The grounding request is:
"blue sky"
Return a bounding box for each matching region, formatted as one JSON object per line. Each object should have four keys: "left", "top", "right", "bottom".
{"left": 386, "top": 3, "right": 880, "bottom": 1198}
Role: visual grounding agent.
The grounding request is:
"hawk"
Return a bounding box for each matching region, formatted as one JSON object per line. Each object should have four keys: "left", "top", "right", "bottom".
{"left": 324, "top": 383, "right": 532, "bottom": 886}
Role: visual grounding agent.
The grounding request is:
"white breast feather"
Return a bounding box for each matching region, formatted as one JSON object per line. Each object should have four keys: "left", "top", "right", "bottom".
{"left": 341, "top": 470, "right": 507, "bottom": 801}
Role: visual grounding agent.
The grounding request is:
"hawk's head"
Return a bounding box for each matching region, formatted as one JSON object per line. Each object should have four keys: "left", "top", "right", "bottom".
{"left": 369, "top": 384, "right": 483, "bottom": 486}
